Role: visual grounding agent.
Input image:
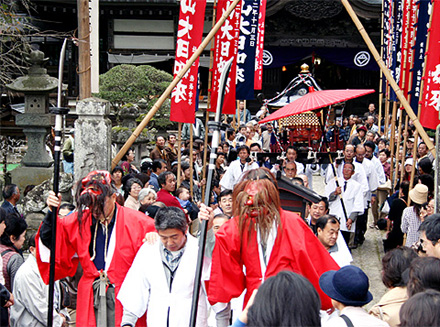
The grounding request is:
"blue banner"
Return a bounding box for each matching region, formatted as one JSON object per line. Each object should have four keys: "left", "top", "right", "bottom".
{"left": 390, "top": 0, "right": 403, "bottom": 101}
{"left": 409, "top": 0, "right": 431, "bottom": 114}
{"left": 382, "top": 0, "right": 391, "bottom": 94}
{"left": 236, "top": 0, "right": 260, "bottom": 100}
{"left": 262, "top": 47, "right": 379, "bottom": 71}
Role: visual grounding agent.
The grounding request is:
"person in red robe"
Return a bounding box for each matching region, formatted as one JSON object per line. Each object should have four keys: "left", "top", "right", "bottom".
{"left": 207, "top": 168, "right": 340, "bottom": 310}
{"left": 36, "top": 171, "right": 156, "bottom": 327}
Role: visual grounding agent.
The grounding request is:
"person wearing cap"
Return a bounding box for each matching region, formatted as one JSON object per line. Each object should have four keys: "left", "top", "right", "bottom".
{"left": 401, "top": 183, "right": 429, "bottom": 247}
{"left": 36, "top": 171, "right": 156, "bottom": 327}
{"left": 319, "top": 265, "right": 389, "bottom": 327}
{"left": 351, "top": 125, "right": 367, "bottom": 147}
{"left": 406, "top": 137, "right": 414, "bottom": 157}
{"left": 62, "top": 128, "right": 74, "bottom": 175}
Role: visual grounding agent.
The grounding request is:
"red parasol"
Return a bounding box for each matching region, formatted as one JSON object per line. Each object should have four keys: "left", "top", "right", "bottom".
{"left": 259, "top": 88, "right": 375, "bottom": 124}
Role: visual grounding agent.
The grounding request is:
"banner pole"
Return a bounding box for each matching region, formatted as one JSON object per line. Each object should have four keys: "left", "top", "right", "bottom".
{"left": 177, "top": 122, "right": 182, "bottom": 188}
{"left": 201, "top": 0, "right": 218, "bottom": 202}
{"left": 389, "top": 101, "right": 397, "bottom": 193}
{"left": 111, "top": 0, "right": 242, "bottom": 170}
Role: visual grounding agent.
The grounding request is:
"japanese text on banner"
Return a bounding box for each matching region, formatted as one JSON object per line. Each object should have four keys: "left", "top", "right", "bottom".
{"left": 170, "top": 0, "right": 206, "bottom": 123}
{"left": 210, "top": 0, "right": 242, "bottom": 114}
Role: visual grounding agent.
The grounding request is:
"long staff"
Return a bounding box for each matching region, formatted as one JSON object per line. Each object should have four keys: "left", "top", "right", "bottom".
{"left": 189, "top": 58, "right": 234, "bottom": 327}
{"left": 48, "top": 38, "right": 69, "bottom": 327}
{"left": 111, "top": 0, "right": 242, "bottom": 170}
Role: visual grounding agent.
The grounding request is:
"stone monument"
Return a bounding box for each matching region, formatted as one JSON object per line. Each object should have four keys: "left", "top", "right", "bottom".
{"left": 6, "top": 50, "right": 57, "bottom": 191}
{"left": 74, "top": 97, "right": 112, "bottom": 179}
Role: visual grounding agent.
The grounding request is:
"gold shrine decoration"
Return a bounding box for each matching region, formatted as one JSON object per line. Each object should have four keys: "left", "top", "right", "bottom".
{"left": 278, "top": 111, "right": 321, "bottom": 129}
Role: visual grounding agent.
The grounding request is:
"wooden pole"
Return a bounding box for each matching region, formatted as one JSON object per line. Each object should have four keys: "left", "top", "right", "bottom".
{"left": 111, "top": 0, "right": 242, "bottom": 170}
{"left": 190, "top": 124, "right": 194, "bottom": 199}
{"left": 393, "top": 109, "right": 403, "bottom": 190}
{"left": 400, "top": 114, "right": 409, "bottom": 182}
{"left": 201, "top": 2, "right": 217, "bottom": 202}
{"left": 177, "top": 123, "right": 182, "bottom": 187}
{"left": 389, "top": 101, "right": 397, "bottom": 192}
{"left": 341, "top": 0, "right": 436, "bottom": 157}
{"left": 384, "top": 84, "right": 390, "bottom": 138}
{"left": 77, "top": 0, "right": 91, "bottom": 99}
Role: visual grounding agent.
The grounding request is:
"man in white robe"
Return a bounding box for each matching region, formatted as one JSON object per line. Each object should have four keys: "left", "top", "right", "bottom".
{"left": 220, "top": 145, "right": 259, "bottom": 191}
{"left": 325, "top": 162, "right": 364, "bottom": 247}
{"left": 316, "top": 215, "right": 353, "bottom": 267}
{"left": 118, "top": 207, "right": 208, "bottom": 327}
{"left": 325, "top": 144, "right": 369, "bottom": 196}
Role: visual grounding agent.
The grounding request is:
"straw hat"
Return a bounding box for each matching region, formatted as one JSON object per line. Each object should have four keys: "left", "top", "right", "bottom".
{"left": 409, "top": 184, "right": 428, "bottom": 205}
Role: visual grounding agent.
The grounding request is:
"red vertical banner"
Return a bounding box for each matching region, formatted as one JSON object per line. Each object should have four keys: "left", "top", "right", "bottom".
{"left": 254, "top": 0, "right": 266, "bottom": 90}
{"left": 209, "top": 0, "right": 242, "bottom": 114}
{"left": 420, "top": 0, "right": 440, "bottom": 129}
{"left": 170, "top": 0, "right": 207, "bottom": 123}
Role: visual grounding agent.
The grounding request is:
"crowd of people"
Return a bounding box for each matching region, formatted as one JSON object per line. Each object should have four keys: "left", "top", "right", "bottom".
{"left": 0, "top": 100, "right": 439, "bottom": 327}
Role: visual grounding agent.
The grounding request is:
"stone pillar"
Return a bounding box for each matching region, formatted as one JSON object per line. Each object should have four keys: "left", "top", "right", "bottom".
{"left": 74, "top": 98, "right": 112, "bottom": 180}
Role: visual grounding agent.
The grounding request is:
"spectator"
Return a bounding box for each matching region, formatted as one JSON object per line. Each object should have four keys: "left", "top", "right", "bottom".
{"left": 121, "top": 148, "right": 139, "bottom": 175}
{"left": 319, "top": 265, "right": 388, "bottom": 327}
{"left": 138, "top": 188, "right": 157, "bottom": 214}
{"left": 214, "top": 189, "right": 233, "bottom": 217}
{"left": 150, "top": 136, "right": 166, "bottom": 161}
{"left": 237, "top": 271, "right": 321, "bottom": 327}
{"left": 419, "top": 214, "right": 440, "bottom": 258}
{"left": 149, "top": 159, "right": 167, "bottom": 192}
{"left": 62, "top": 128, "right": 74, "bottom": 175}
{"left": 0, "top": 209, "right": 13, "bottom": 326}
{"left": 369, "top": 247, "right": 418, "bottom": 327}
{"left": 236, "top": 100, "right": 251, "bottom": 125}
{"left": 407, "top": 257, "right": 440, "bottom": 297}
{"left": 123, "top": 178, "right": 143, "bottom": 211}
{"left": 383, "top": 181, "right": 409, "bottom": 252}
{"left": 418, "top": 157, "right": 433, "bottom": 176}
{"left": 10, "top": 233, "right": 68, "bottom": 327}
{"left": 156, "top": 172, "right": 187, "bottom": 216}
{"left": 0, "top": 214, "right": 27, "bottom": 292}
{"left": 164, "top": 134, "right": 178, "bottom": 169}
{"left": 182, "top": 118, "right": 205, "bottom": 141}
{"left": 220, "top": 145, "right": 259, "bottom": 191}
{"left": 1, "top": 184, "right": 21, "bottom": 217}
{"left": 111, "top": 166, "right": 124, "bottom": 196}
{"left": 351, "top": 125, "right": 367, "bottom": 146}
{"left": 399, "top": 289, "right": 440, "bottom": 327}
{"left": 401, "top": 184, "right": 428, "bottom": 247}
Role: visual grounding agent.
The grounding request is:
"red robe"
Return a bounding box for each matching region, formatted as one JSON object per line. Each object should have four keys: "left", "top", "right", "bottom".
{"left": 208, "top": 209, "right": 340, "bottom": 310}
{"left": 36, "top": 204, "right": 156, "bottom": 327}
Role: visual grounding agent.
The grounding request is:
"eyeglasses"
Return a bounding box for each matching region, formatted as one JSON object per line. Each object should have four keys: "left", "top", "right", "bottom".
{"left": 420, "top": 238, "right": 438, "bottom": 247}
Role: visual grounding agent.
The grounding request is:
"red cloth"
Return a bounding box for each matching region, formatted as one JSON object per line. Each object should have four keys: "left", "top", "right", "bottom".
{"left": 157, "top": 189, "right": 185, "bottom": 211}
{"left": 36, "top": 205, "right": 156, "bottom": 327}
{"left": 208, "top": 209, "right": 340, "bottom": 310}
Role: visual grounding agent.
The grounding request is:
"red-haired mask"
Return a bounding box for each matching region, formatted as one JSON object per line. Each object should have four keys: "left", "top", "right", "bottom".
{"left": 80, "top": 170, "right": 112, "bottom": 196}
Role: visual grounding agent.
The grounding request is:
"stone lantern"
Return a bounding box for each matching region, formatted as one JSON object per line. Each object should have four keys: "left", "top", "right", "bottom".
{"left": 6, "top": 50, "right": 58, "bottom": 191}
{"left": 6, "top": 50, "right": 57, "bottom": 168}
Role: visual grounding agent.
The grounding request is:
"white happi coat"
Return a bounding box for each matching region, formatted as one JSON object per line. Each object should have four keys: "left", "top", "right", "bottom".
{"left": 117, "top": 234, "right": 208, "bottom": 327}
{"left": 220, "top": 159, "right": 259, "bottom": 190}
{"left": 369, "top": 155, "right": 386, "bottom": 185}
{"left": 356, "top": 158, "right": 379, "bottom": 208}
{"left": 325, "top": 161, "right": 369, "bottom": 196}
{"left": 325, "top": 178, "right": 364, "bottom": 233}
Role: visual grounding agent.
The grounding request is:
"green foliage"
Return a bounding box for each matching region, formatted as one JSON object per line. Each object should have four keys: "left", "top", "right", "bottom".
{"left": 137, "top": 98, "right": 176, "bottom": 130}
{"left": 97, "top": 64, "right": 173, "bottom": 106}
